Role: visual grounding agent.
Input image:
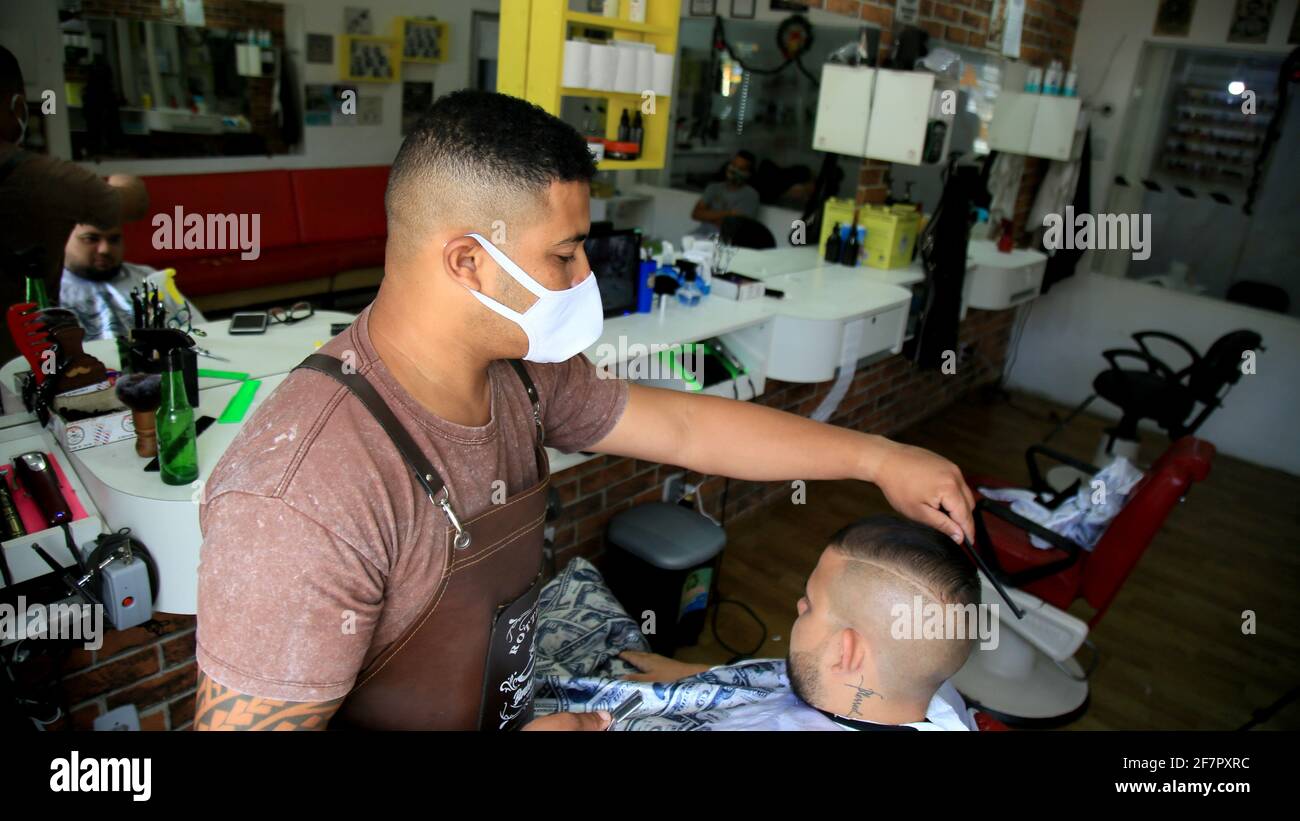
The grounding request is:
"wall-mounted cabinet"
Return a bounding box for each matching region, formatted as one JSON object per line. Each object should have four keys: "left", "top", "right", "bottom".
{"left": 990, "top": 91, "right": 1083, "bottom": 161}
{"left": 811, "top": 65, "right": 948, "bottom": 166}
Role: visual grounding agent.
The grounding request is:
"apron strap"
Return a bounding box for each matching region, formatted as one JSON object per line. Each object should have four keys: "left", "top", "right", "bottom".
{"left": 296, "top": 353, "right": 474, "bottom": 547}
{"left": 505, "top": 359, "right": 544, "bottom": 445}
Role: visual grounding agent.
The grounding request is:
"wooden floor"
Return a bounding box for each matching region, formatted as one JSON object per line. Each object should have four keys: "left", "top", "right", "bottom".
{"left": 677, "top": 388, "right": 1300, "bottom": 730}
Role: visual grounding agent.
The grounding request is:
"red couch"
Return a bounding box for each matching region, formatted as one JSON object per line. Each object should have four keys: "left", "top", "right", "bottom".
{"left": 121, "top": 165, "right": 390, "bottom": 305}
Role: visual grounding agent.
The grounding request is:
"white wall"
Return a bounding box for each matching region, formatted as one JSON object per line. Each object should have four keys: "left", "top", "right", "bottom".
{"left": 1, "top": 0, "right": 497, "bottom": 175}
{"left": 1006, "top": 273, "right": 1300, "bottom": 476}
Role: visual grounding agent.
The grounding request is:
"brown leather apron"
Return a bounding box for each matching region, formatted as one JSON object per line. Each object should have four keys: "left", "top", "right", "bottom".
{"left": 295, "top": 354, "right": 548, "bottom": 731}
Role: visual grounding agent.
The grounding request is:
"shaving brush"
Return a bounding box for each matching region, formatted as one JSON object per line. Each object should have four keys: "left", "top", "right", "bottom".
{"left": 115, "top": 373, "right": 162, "bottom": 458}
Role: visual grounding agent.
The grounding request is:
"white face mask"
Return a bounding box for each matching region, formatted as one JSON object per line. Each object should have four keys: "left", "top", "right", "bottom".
{"left": 464, "top": 232, "right": 604, "bottom": 363}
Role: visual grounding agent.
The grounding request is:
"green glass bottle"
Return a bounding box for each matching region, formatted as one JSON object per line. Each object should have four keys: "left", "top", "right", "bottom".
{"left": 24, "top": 276, "right": 49, "bottom": 309}
{"left": 157, "top": 348, "right": 199, "bottom": 486}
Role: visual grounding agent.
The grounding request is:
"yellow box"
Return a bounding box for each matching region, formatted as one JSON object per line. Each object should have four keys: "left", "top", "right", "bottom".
{"left": 861, "top": 204, "right": 920, "bottom": 270}
{"left": 818, "top": 200, "right": 920, "bottom": 269}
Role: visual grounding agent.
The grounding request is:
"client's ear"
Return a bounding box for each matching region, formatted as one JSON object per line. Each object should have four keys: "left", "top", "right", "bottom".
{"left": 834, "top": 628, "right": 869, "bottom": 675}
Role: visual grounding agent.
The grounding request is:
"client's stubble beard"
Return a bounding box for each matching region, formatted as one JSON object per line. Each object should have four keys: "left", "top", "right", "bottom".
{"left": 786, "top": 647, "right": 823, "bottom": 709}
{"left": 67, "top": 262, "right": 124, "bottom": 283}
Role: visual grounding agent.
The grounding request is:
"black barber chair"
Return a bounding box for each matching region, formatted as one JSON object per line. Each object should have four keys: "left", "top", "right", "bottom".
{"left": 1051, "top": 329, "right": 1263, "bottom": 456}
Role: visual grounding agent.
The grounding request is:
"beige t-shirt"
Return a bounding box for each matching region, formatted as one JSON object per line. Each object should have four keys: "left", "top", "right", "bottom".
{"left": 195, "top": 306, "right": 628, "bottom": 702}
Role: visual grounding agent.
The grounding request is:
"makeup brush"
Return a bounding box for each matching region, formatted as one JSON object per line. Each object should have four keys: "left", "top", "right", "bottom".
{"left": 115, "top": 373, "right": 162, "bottom": 458}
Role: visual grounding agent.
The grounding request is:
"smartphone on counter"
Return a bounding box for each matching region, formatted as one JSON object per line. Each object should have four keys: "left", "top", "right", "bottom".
{"left": 228, "top": 312, "right": 269, "bottom": 335}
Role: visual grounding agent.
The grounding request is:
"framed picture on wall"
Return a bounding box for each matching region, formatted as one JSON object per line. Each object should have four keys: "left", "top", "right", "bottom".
{"left": 689, "top": 0, "right": 716, "bottom": 16}
{"left": 1153, "top": 0, "right": 1196, "bottom": 37}
{"left": 731, "top": 0, "right": 757, "bottom": 18}
{"left": 306, "top": 33, "right": 333, "bottom": 64}
{"left": 1228, "top": 0, "right": 1276, "bottom": 44}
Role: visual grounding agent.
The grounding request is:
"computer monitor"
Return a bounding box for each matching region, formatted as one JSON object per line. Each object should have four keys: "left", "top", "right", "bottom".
{"left": 585, "top": 228, "right": 643, "bottom": 318}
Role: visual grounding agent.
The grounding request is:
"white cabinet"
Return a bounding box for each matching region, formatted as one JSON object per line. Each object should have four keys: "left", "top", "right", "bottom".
{"left": 1029, "top": 95, "right": 1083, "bottom": 161}
{"left": 813, "top": 64, "right": 874, "bottom": 157}
{"left": 865, "top": 69, "right": 935, "bottom": 165}
{"left": 989, "top": 91, "right": 1037, "bottom": 154}
{"left": 989, "top": 91, "right": 1082, "bottom": 161}
{"left": 811, "top": 65, "right": 941, "bottom": 166}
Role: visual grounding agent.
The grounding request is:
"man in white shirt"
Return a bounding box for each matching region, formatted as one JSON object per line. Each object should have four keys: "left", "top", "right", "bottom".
{"left": 619, "top": 516, "right": 982, "bottom": 731}
{"left": 61, "top": 222, "right": 202, "bottom": 341}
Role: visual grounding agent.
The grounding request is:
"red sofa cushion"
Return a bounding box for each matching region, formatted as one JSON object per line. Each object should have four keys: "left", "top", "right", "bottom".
{"left": 123, "top": 170, "right": 301, "bottom": 268}
{"left": 175, "top": 245, "right": 351, "bottom": 300}
{"left": 290, "top": 166, "right": 390, "bottom": 244}
{"left": 172, "top": 238, "right": 386, "bottom": 298}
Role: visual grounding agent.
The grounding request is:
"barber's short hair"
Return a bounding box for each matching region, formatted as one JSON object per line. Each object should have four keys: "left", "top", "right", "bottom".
{"left": 0, "top": 45, "right": 24, "bottom": 97}
{"left": 384, "top": 89, "right": 596, "bottom": 256}
{"left": 829, "top": 515, "right": 979, "bottom": 609}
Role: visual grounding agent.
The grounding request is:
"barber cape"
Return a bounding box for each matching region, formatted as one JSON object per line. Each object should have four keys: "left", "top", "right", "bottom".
{"left": 59, "top": 262, "right": 203, "bottom": 342}
{"left": 693, "top": 663, "right": 977, "bottom": 732}
{"left": 533, "top": 558, "right": 979, "bottom": 731}
{"left": 537, "top": 658, "right": 977, "bottom": 732}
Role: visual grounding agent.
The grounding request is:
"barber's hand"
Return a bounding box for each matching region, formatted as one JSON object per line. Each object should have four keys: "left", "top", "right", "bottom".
{"left": 869, "top": 440, "right": 976, "bottom": 544}
{"left": 521, "top": 711, "right": 611, "bottom": 731}
{"left": 620, "top": 650, "right": 709, "bottom": 682}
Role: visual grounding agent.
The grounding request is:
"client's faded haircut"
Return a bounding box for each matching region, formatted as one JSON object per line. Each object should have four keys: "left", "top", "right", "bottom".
{"left": 826, "top": 515, "right": 980, "bottom": 695}
{"left": 829, "top": 515, "right": 980, "bottom": 609}
{"left": 384, "top": 89, "right": 597, "bottom": 261}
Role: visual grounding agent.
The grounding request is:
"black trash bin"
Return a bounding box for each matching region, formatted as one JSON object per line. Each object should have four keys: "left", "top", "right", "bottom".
{"left": 604, "top": 502, "right": 726, "bottom": 655}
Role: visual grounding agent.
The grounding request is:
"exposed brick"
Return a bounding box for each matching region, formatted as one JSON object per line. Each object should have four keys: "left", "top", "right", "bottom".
{"left": 140, "top": 707, "right": 168, "bottom": 732}
{"left": 64, "top": 648, "right": 160, "bottom": 704}
{"left": 161, "top": 630, "right": 196, "bottom": 668}
{"left": 169, "top": 693, "right": 196, "bottom": 730}
{"left": 106, "top": 661, "right": 198, "bottom": 712}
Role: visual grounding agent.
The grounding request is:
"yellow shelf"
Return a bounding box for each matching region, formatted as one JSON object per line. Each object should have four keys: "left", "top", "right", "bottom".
{"left": 596, "top": 157, "right": 663, "bottom": 170}
{"left": 501, "top": 0, "right": 680, "bottom": 172}
{"left": 564, "top": 11, "right": 673, "bottom": 36}
{"left": 561, "top": 87, "right": 670, "bottom": 100}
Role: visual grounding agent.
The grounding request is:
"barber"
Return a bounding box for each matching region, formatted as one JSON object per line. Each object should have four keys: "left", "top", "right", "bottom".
{"left": 193, "top": 90, "right": 975, "bottom": 732}
{"left": 0, "top": 45, "right": 149, "bottom": 353}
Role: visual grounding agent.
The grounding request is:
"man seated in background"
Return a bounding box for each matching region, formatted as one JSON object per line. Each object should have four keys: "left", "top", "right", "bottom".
{"left": 61, "top": 222, "right": 202, "bottom": 341}
{"left": 690, "top": 149, "right": 760, "bottom": 236}
{"left": 535, "top": 515, "right": 982, "bottom": 731}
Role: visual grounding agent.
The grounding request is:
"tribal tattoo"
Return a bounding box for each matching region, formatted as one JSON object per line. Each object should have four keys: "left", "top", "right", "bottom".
{"left": 193, "top": 670, "right": 343, "bottom": 731}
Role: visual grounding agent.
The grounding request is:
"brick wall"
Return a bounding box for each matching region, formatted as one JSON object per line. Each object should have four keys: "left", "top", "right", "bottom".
{"left": 812, "top": 0, "right": 1080, "bottom": 241}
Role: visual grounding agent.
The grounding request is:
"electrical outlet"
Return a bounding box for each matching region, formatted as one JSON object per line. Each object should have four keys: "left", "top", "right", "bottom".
{"left": 663, "top": 472, "right": 685, "bottom": 503}
{"left": 94, "top": 704, "right": 141, "bottom": 731}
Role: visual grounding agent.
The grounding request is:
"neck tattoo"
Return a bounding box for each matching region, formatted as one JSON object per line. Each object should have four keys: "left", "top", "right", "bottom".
{"left": 844, "top": 676, "right": 882, "bottom": 716}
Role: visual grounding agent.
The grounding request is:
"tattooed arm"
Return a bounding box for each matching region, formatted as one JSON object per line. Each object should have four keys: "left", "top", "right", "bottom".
{"left": 193, "top": 670, "right": 343, "bottom": 731}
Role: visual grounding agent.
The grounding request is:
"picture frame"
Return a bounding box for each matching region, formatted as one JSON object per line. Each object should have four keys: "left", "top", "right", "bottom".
{"left": 690, "top": 0, "right": 717, "bottom": 16}
{"left": 306, "top": 33, "right": 333, "bottom": 65}
{"left": 731, "top": 0, "right": 757, "bottom": 19}
{"left": 340, "top": 35, "right": 400, "bottom": 83}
